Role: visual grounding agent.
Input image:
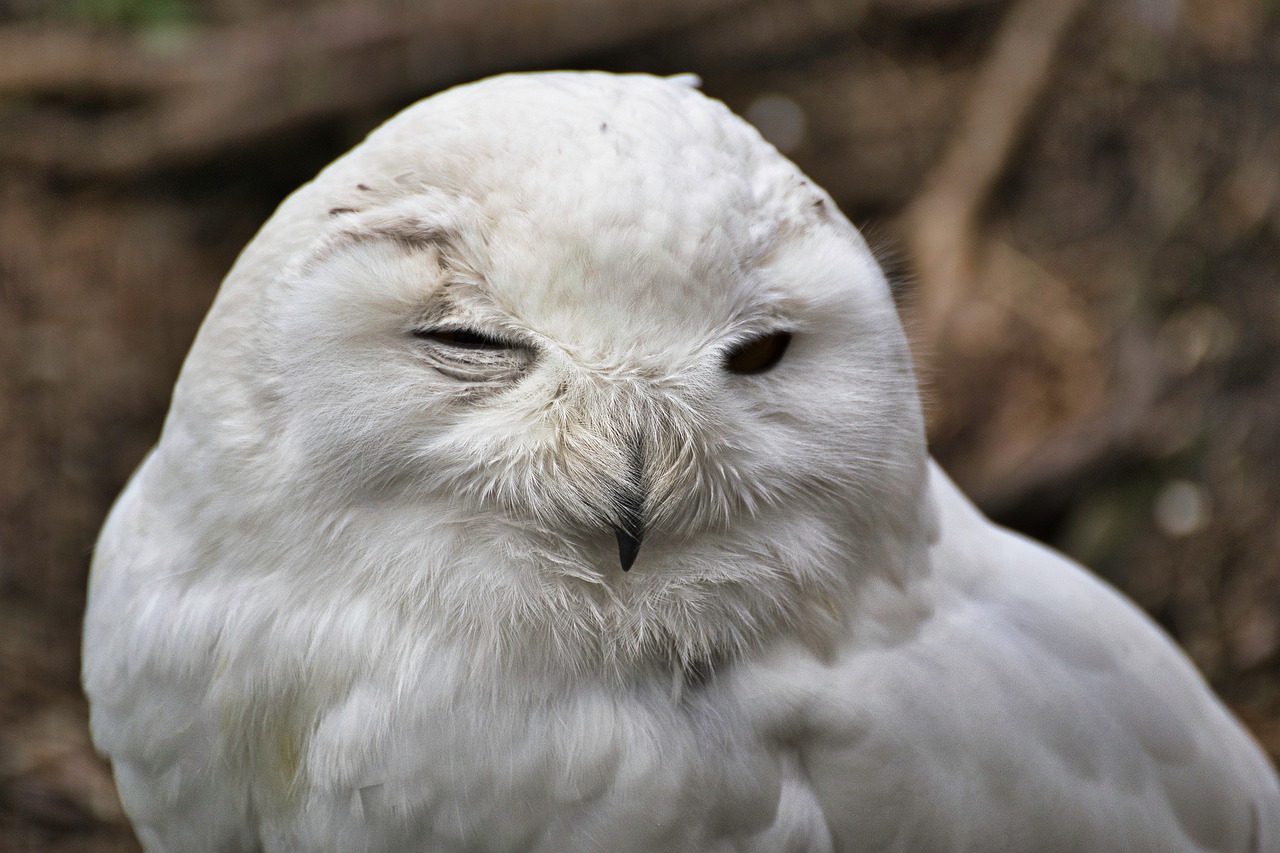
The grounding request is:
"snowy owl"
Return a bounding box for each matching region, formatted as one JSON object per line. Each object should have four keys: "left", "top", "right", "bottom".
{"left": 83, "top": 71, "right": 1279, "bottom": 852}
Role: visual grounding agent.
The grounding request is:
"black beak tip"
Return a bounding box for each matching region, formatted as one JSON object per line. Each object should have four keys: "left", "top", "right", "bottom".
{"left": 615, "top": 527, "right": 642, "bottom": 571}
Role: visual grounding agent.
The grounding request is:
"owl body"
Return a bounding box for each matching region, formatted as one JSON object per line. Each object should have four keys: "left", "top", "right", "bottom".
{"left": 84, "top": 72, "right": 1279, "bottom": 851}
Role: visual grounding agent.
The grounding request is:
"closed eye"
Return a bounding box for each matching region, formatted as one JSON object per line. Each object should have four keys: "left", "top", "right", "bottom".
{"left": 414, "top": 328, "right": 514, "bottom": 350}
{"left": 724, "top": 331, "right": 791, "bottom": 375}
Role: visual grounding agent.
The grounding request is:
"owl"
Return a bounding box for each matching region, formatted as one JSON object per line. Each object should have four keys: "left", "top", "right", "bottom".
{"left": 83, "top": 71, "right": 1279, "bottom": 852}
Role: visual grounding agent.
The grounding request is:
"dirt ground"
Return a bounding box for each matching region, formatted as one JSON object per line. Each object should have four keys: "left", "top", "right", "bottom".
{"left": 2, "top": 0, "right": 1279, "bottom": 848}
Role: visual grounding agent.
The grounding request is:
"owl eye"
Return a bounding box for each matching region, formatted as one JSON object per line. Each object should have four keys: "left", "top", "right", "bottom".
{"left": 414, "top": 328, "right": 513, "bottom": 350}
{"left": 724, "top": 331, "right": 791, "bottom": 375}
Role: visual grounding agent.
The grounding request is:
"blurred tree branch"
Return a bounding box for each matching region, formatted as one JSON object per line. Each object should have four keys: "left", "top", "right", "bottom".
{"left": 905, "top": 0, "right": 1090, "bottom": 357}
{"left": 0, "top": 0, "right": 1005, "bottom": 177}
{"left": 0, "top": 0, "right": 753, "bottom": 174}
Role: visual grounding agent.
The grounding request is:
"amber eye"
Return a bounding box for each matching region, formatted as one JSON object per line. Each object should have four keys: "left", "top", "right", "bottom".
{"left": 414, "top": 328, "right": 512, "bottom": 350}
{"left": 724, "top": 331, "right": 791, "bottom": 375}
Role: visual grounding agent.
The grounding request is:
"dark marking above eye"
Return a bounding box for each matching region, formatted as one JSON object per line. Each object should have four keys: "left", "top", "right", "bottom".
{"left": 414, "top": 328, "right": 513, "bottom": 350}
{"left": 724, "top": 331, "right": 791, "bottom": 375}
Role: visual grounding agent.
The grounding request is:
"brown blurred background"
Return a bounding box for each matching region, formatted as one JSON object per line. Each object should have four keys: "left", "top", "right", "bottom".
{"left": 2, "top": 0, "right": 1279, "bottom": 848}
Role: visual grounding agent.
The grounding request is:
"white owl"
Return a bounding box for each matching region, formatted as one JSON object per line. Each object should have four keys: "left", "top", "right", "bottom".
{"left": 83, "top": 71, "right": 1279, "bottom": 852}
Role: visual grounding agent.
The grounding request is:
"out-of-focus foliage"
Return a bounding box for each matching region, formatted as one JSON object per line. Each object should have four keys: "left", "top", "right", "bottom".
{"left": 56, "top": 0, "right": 195, "bottom": 27}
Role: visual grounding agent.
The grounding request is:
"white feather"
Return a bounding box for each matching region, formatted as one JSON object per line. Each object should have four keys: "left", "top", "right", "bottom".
{"left": 84, "top": 71, "right": 1279, "bottom": 852}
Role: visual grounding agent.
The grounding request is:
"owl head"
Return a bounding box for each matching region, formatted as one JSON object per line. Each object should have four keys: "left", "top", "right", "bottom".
{"left": 161, "top": 72, "right": 931, "bottom": 673}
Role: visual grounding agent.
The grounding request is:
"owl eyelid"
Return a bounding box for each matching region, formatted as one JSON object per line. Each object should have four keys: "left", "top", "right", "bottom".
{"left": 412, "top": 327, "right": 517, "bottom": 351}
{"left": 411, "top": 325, "right": 535, "bottom": 385}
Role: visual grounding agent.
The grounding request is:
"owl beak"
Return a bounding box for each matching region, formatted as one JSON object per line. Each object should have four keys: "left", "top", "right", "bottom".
{"left": 613, "top": 437, "right": 646, "bottom": 571}
{"left": 615, "top": 524, "right": 643, "bottom": 571}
